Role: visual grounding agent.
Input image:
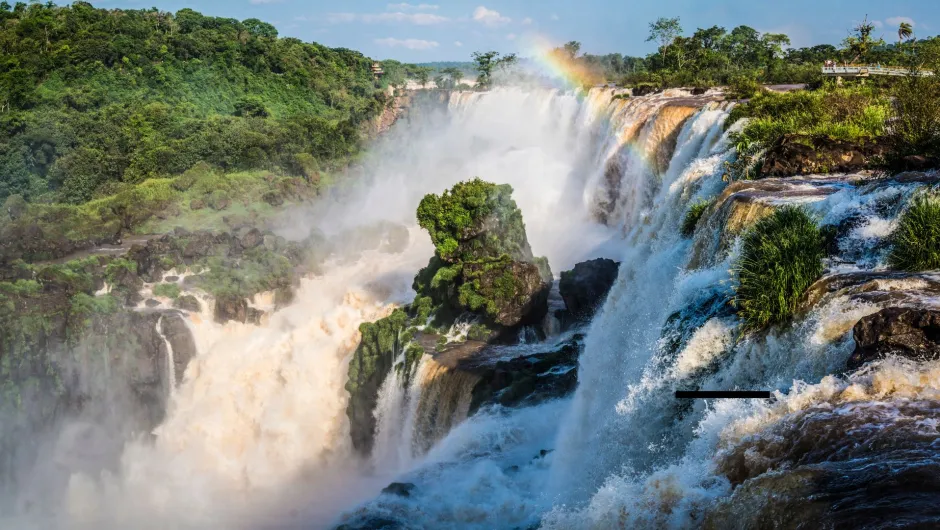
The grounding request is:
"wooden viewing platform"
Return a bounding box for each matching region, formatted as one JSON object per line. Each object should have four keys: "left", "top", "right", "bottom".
{"left": 822, "top": 65, "right": 934, "bottom": 78}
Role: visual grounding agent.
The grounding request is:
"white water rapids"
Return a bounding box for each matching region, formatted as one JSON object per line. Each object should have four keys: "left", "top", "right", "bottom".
{"left": 7, "top": 86, "right": 938, "bottom": 529}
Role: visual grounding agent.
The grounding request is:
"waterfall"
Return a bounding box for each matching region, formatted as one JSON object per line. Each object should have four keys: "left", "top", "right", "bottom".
{"left": 15, "top": 84, "right": 930, "bottom": 530}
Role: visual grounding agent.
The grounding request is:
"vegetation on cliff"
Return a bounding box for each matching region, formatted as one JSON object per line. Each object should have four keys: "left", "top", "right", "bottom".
{"left": 888, "top": 192, "right": 940, "bottom": 272}
{"left": 733, "top": 206, "right": 826, "bottom": 330}
{"left": 720, "top": 34, "right": 940, "bottom": 178}
{"left": 416, "top": 178, "right": 532, "bottom": 263}
{"left": 413, "top": 178, "right": 551, "bottom": 327}
{"left": 681, "top": 199, "right": 714, "bottom": 237}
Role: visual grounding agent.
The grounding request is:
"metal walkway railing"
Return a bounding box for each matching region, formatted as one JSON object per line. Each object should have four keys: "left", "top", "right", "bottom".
{"left": 822, "top": 65, "right": 934, "bottom": 77}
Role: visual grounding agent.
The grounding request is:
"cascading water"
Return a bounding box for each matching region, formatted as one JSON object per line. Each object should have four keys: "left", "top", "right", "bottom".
{"left": 9, "top": 83, "right": 936, "bottom": 530}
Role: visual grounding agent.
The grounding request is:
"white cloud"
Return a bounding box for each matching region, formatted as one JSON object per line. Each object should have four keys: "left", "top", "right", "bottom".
{"left": 387, "top": 3, "right": 439, "bottom": 10}
{"left": 506, "top": 33, "right": 516, "bottom": 40}
{"left": 328, "top": 12, "right": 448, "bottom": 25}
{"left": 871, "top": 20, "right": 885, "bottom": 29}
{"left": 454, "top": 41, "right": 463, "bottom": 47}
{"left": 887, "top": 16, "right": 915, "bottom": 28}
{"left": 522, "top": 17, "right": 533, "bottom": 25}
{"left": 374, "top": 37, "right": 439, "bottom": 50}
{"left": 473, "top": 6, "right": 511, "bottom": 27}
{"left": 550, "top": 13, "right": 559, "bottom": 21}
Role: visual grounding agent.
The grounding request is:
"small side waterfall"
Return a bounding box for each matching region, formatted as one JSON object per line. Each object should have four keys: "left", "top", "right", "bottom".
{"left": 154, "top": 316, "right": 176, "bottom": 399}
{"left": 409, "top": 357, "right": 481, "bottom": 456}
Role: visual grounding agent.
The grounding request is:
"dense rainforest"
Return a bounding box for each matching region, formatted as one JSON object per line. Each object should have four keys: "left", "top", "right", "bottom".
{"left": 0, "top": 1, "right": 396, "bottom": 205}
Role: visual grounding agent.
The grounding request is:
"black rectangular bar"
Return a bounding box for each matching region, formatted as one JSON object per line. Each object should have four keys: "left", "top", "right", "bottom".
{"left": 675, "top": 391, "right": 771, "bottom": 399}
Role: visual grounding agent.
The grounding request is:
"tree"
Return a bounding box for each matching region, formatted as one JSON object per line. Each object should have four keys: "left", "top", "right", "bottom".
{"left": 471, "top": 51, "right": 517, "bottom": 89}
{"left": 898, "top": 21, "right": 914, "bottom": 46}
{"left": 234, "top": 96, "right": 269, "bottom": 118}
{"left": 415, "top": 67, "right": 431, "bottom": 88}
{"left": 843, "top": 15, "right": 885, "bottom": 63}
{"left": 441, "top": 66, "right": 463, "bottom": 85}
{"left": 563, "top": 41, "right": 581, "bottom": 59}
{"left": 647, "top": 17, "right": 682, "bottom": 68}
{"left": 761, "top": 33, "right": 791, "bottom": 75}
{"left": 242, "top": 18, "right": 278, "bottom": 39}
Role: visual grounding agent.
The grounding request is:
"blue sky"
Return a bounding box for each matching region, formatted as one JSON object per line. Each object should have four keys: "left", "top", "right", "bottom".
{"left": 98, "top": 1, "right": 939, "bottom": 62}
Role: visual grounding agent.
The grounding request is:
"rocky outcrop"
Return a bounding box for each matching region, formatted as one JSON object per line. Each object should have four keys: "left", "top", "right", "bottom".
{"left": 688, "top": 176, "right": 845, "bottom": 269}
{"left": 558, "top": 258, "right": 620, "bottom": 322}
{"left": 760, "top": 134, "right": 886, "bottom": 177}
{"left": 213, "top": 294, "right": 263, "bottom": 324}
{"left": 468, "top": 334, "right": 583, "bottom": 413}
{"left": 848, "top": 307, "right": 940, "bottom": 369}
{"left": 413, "top": 179, "right": 553, "bottom": 330}
{"left": 381, "top": 482, "right": 416, "bottom": 498}
{"left": 346, "top": 179, "right": 553, "bottom": 455}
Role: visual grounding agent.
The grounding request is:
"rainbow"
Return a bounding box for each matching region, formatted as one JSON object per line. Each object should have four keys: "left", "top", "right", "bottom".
{"left": 519, "top": 33, "right": 602, "bottom": 90}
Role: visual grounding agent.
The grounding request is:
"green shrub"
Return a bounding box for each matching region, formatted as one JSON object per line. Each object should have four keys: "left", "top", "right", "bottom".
{"left": 416, "top": 178, "right": 530, "bottom": 263}
{"left": 883, "top": 75, "right": 940, "bottom": 164}
{"left": 727, "top": 76, "right": 762, "bottom": 100}
{"left": 727, "top": 86, "right": 889, "bottom": 149}
{"left": 888, "top": 192, "right": 940, "bottom": 271}
{"left": 152, "top": 283, "right": 181, "bottom": 299}
{"left": 733, "top": 206, "right": 826, "bottom": 330}
{"left": 681, "top": 199, "right": 713, "bottom": 237}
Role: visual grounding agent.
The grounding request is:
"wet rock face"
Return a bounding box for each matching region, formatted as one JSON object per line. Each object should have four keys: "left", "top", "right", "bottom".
{"left": 848, "top": 307, "right": 940, "bottom": 369}
{"left": 558, "top": 259, "right": 620, "bottom": 322}
{"left": 760, "top": 134, "right": 886, "bottom": 177}
{"left": 160, "top": 311, "right": 197, "bottom": 386}
{"left": 214, "top": 294, "right": 247, "bottom": 323}
{"left": 708, "top": 400, "right": 940, "bottom": 530}
{"left": 468, "top": 334, "right": 583, "bottom": 413}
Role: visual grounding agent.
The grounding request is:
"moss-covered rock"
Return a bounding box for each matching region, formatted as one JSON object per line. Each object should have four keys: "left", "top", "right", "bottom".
{"left": 345, "top": 178, "right": 553, "bottom": 455}
{"left": 457, "top": 257, "right": 550, "bottom": 327}
{"left": 344, "top": 309, "right": 413, "bottom": 454}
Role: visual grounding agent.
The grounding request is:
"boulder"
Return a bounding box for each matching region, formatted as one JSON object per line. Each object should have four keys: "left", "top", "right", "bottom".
{"left": 469, "top": 334, "right": 583, "bottom": 413}
{"left": 760, "top": 134, "right": 886, "bottom": 177}
{"left": 261, "top": 191, "right": 284, "bottom": 207}
{"left": 559, "top": 258, "right": 620, "bottom": 321}
{"left": 899, "top": 155, "right": 940, "bottom": 171}
{"left": 214, "top": 294, "right": 248, "bottom": 323}
{"left": 173, "top": 294, "right": 201, "bottom": 313}
{"left": 235, "top": 227, "right": 263, "bottom": 250}
{"left": 632, "top": 84, "right": 660, "bottom": 97}
{"left": 189, "top": 198, "right": 205, "bottom": 210}
{"left": 381, "top": 482, "right": 416, "bottom": 498}
{"left": 848, "top": 307, "right": 940, "bottom": 369}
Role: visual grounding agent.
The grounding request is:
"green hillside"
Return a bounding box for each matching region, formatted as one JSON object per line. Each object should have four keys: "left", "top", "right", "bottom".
{"left": 0, "top": 1, "right": 390, "bottom": 204}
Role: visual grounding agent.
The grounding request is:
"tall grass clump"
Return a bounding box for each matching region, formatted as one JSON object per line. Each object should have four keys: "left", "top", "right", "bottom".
{"left": 888, "top": 191, "right": 940, "bottom": 271}
{"left": 681, "top": 199, "right": 714, "bottom": 237}
{"left": 734, "top": 206, "right": 826, "bottom": 330}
